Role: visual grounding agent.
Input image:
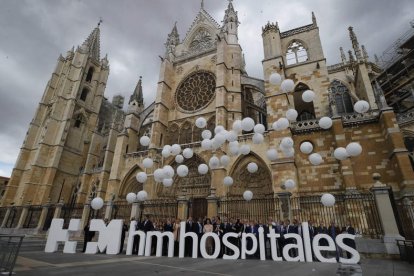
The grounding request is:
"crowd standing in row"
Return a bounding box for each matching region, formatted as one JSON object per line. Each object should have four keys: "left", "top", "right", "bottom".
{"left": 84, "top": 215, "right": 356, "bottom": 260}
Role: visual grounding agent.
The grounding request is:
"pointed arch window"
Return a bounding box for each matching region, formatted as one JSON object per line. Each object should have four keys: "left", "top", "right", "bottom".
{"left": 86, "top": 67, "right": 94, "bottom": 82}
{"left": 74, "top": 114, "right": 84, "bottom": 128}
{"left": 80, "top": 88, "right": 89, "bottom": 101}
{"left": 293, "top": 83, "right": 315, "bottom": 121}
{"left": 167, "top": 123, "right": 179, "bottom": 145}
{"left": 330, "top": 80, "right": 354, "bottom": 114}
{"left": 180, "top": 122, "right": 193, "bottom": 144}
{"left": 286, "top": 41, "right": 308, "bottom": 65}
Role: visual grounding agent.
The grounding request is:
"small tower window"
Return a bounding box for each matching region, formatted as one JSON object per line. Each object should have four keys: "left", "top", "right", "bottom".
{"left": 286, "top": 41, "right": 308, "bottom": 65}
{"left": 330, "top": 80, "right": 354, "bottom": 114}
{"left": 86, "top": 67, "right": 94, "bottom": 82}
{"left": 293, "top": 83, "right": 315, "bottom": 121}
{"left": 74, "top": 114, "right": 84, "bottom": 128}
{"left": 80, "top": 88, "right": 89, "bottom": 101}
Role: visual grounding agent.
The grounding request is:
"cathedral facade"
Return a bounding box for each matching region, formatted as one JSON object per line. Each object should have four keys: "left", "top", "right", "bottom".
{"left": 1, "top": 2, "right": 413, "bottom": 223}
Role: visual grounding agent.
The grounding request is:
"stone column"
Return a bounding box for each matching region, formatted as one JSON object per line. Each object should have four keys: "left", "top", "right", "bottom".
{"left": 177, "top": 195, "right": 188, "bottom": 221}
{"left": 16, "top": 202, "right": 31, "bottom": 229}
{"left": 131, "top": 202, "right": 141, "bottom": 221}
{"left": 80, "top": 201, "right": 91, "bottom": 229}
{"left": 0, "top": 207, "right": 12, "bottom": 228}
{"left": 277, "top": 192, "right": 292, "bottom": 221}
{"left": 370, "top": 173, "right": 404, "bottom": 254}
{"left": 36, "top": 200, "right": 51, "bottom": 231}
{"left": 53, "top": 199, "right": 65, "bottom": 219}
{"left": 104, "top": 200, "right": 113, "bottom": 220}
{"left": 206, "top": 188, "right": 218, "bottom": 218}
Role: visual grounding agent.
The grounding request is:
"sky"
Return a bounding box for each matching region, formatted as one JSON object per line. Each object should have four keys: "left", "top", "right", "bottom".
{"left": 0, "top": 0, "right": 412, "bottom": 177}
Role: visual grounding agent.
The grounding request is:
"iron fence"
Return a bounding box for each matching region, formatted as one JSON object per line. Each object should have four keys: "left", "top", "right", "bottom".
{"left": 218, "top": 197, "right": 281, "bottom": 222}
{"left": 111, "top": 201, "right": 132, "bottom": 221}
{"left": 23, "top": 205, "right": 43, "bottom": 229}
{"left": 4, "top": 207, "right": 22, "bottom": 228}
{"left": 291, "top": 192, "right": 383, "bottom": 239}
{"left": 43, "top": 206, "right": 56, "bottom": 231}
{"left": 0, "top": 207, "right": 7, "bottom": 224}
{"left": 61, "top": 203, "right": 84, "bottom": 227}
{"left": 396, "top": 196, "right": 414, "bottom": 239}
{"left": 141, "top": 199, "right": 178, "bottom": 222}
{"left": 0, "top": 235, "right": 24, "bottom": 276}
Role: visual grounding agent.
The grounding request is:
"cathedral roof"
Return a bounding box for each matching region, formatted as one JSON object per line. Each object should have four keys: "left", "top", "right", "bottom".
{"left": 129, "top": 76, "right": 144, "bottom": 104}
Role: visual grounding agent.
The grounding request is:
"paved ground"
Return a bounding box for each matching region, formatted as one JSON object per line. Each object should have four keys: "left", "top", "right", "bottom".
{"left": 4, "top": 238, "right": 414, "bottom": 276}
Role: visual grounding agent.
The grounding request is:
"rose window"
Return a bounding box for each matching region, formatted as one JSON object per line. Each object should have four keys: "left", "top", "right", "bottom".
{"left": 175, "top": 71, "right": 216, "bottom": 112}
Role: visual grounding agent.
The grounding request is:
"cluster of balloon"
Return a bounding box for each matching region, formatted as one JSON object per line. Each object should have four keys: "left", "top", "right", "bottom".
{"left": 89, "top": 76, "right": 369, "bottom": 208}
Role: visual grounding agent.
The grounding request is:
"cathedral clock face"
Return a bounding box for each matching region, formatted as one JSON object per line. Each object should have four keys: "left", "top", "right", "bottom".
{"left": 175, "top": 71, "right": 216, "bottom": 113}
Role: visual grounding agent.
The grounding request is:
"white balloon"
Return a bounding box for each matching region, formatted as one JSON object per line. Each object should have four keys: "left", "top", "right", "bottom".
{"left": 162, "top": 148, "right": 171, "bottom": 158}
{"left": 300, "top": 141, "right": 313, "bottom": 154}
{"left": 154, "top": 168, "right": 165, "bottom": 181}
{"left": 126, "top": 193, "right": 137, "bottom": 204}
{"left": 309, "top": 153, "right": 323, "bottom": 165}
{"left": 334, "top": 147, "right": 348, "bottom": 160}
{"left": 272, "top": 121, "right": 281, "bottom": 131}
{"left": 136, "top": 172, "right": 147, "bottom": 183}
{"left": 302, "top": 90, "right": 315, "bottom": 103}
{"left": 201, "top": 139, "right": 212, "bottom": 150}
{"left": 243, "top": 190, "right": 253, "bottom": 201}
{"left": 136, "top": 190, "right": 148, "bottom": 202}
{"left": 162, "top": 178, "right": 173, "bottom": 187}
{"left": 254, "top": 124, "right": 265, "bottom": 134}
{"left": 229, "top": 146, "right": 239, "bottom": 156}
{"left": 215, "top": 133, "right": 226, "bottom": 145}
{"left": 284, "top": 179, "right": 296, "bottom": 189}
{"left": 354, "top": 100, "right": 370, "bottom": 114}
{"left": 281, "top": 137, "right": 294, "bottom": 149}
{"left": 319, "top": 117, "right": 333, "bottom": 129}
{"left": 177, "top": 165, "right": 189, "bottom": 177}
{"left": 163, "top": 165, "right": 175, "bottom": 178}
{"left": 346, "top": 142, "right": 362, "bottom": 157}
{"left": 171, "top": 144, "right": 181, "bottom": 155}
{"left": 286, "top": 109, "right": 298, "bottom": 122}
{"left": 240, "top": 144, "right": 251, "bottom": 155}
{"left": 269, "top": 73, "right": 282, "bottom": 85}
{"left": 142, "top": 158, "right": 154, "bottom": 169}
{"left": 282, "top": 147, "right": 295, "bottom": 158}
{"left": 209, "top": 156, "right": 220, "bottom": 169}
{"left": 229, "top": 141, "right": 239, "bottom": 148}
{"left": 140, "top": 136, "right": 150, "bottom": 147}
{"left": 252, "top": 133, "right": 264, "bottom": 144}
{"left": 215, "top": 125, "right": 225, "bottom": 134}
{"left": 175, "top": 154, "right": 184, "bottom": 163}
{"left": 198, "top": 164, "right": 209, "bottom": 175}
{"left": 195, "top": 117, "right": 207, "bottom": 128}
{"left": 220, "top": 155, "right": 230, "bottom": 167}
{"left": 232, "top": 120, "right": 243, "bottom": 133}
{"left": 281, "top": 79, "right": 295, "bottom": 93}
{"left": 247, "top": 162, "right": 258, "bottom": 173}
{"left": 277, "top": 118, "right": 290, "bottom": 130}
{"left": 226, "top": 130, "right": 238, "bottom": 142}
{"left": 212, "top": 138, "right": 222, "bottom": 150}
{"left": 266, "top": 149, "right": 278, "bottom": 161}
{"left": 183, "top": 148, "right": 194, "bottom": 159}
{"left": 321, "top": 193, "right": 336, "bottom": 207}
{"left": 163, "top": 145, "right": 172, "bottom": 152}
{"left": 223, "top": 176, "right": 234, "bottom": 187}
{"left": 202, "top": 130, "right": 212, "bottom": 140}
{"left": 91, "top": 197, "right": 104, "bottom": 210}
{"left": 241, "top": 117, "right": 255, "bottom": 132}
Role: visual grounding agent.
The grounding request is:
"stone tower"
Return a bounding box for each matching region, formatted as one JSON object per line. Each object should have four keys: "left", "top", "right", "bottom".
{"left": 1, "top": 24, "right": 110, "bottom": 206}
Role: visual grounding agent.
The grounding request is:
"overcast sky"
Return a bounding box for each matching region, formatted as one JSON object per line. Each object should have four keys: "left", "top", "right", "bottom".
{"left": 0, "top": 0, "right": 412, "bottom": 177}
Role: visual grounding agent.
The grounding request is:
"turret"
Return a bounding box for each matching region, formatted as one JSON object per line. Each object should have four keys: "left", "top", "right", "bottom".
{"left": 128, "top": 76, "right": 145, "bottom": 114}
{"left": 221, "top": 0, "right": 239, "bottom": 44}
{"left": 262, "top": 22, "right": 282, "bottom": 60}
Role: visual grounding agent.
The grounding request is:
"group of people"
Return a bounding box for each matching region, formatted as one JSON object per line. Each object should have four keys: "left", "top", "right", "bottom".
{"left": 84, "top": 215, "right": 357, "bottom": 260}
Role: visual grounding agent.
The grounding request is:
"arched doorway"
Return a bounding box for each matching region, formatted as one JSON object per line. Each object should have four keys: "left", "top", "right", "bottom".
{"left": 118, "top": 165, "right": 144, "bottom": 200}
{"left": 157, "top": 154, "right": 211, "bottom": 219}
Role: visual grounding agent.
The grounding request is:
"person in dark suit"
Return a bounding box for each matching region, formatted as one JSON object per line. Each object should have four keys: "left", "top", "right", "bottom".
{"left": 119, "top": 221, "right": 128, "bottom": 253}
{"left": 220, "top": 217, "right": 232, "bottom": 256}
{"left": 132, "top": 217, "right": 141, "bottom": 254}
{"left": 82, "top": 221, "right": 95, "bottom": 252}
{"left": 315, "top": 221, "right": 328, "bottom": 258}
{"left": 328, "top": 221, "right": 340, "bottom": 261}
{"left": 185, "top": 217, "right": 196, "bottom": 256}
{"left": 342, "top": 220, "right": 356, "bottom": 258}
{"left": 163, "top": 218, "right": 173, "bottom": 256}
{"left": 142, "top": 215, "right": 154, "bottom": 232}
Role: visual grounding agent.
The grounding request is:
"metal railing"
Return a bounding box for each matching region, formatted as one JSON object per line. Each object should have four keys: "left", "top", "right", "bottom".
{"left": 23, "top": 205, "right": 42, "bottom": 229}
{"left": 0, "top": 235, "right": 24, "bottom": 276}
{"left": 396, "top": 196, "right": 414, "bottom": 239}
{"left": 111, "top": 201, "right": 132, "bottom": 221}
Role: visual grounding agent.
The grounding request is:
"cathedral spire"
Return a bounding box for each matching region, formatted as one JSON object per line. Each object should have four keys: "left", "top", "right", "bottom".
{"left": 312, "top": 11, "right": 317, "bottom": 27}
{"left": 129, "top": 76, "right": 144, "bottom": 104}
{"left": 361, "top": 45, "right": 369, "bottom": 61}
{"left": 348, "top": 50, "right": 355, "bottom": 63}
{"left": 348, "top": 26, "right": 362, "bottom": 60}
{"left": 340, "top": 47, "right": 347, "bottom": 63}
{"left": 165, "top": 22, "right": 180, "bottom": 56}
{"left": 201, "top": 0, "right": 204, "bottom": 9}
{"left": 80, "top": 23, "right": 101, "bottom": 61}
